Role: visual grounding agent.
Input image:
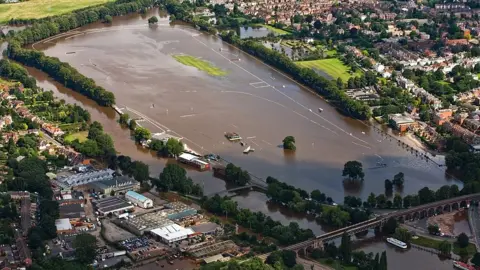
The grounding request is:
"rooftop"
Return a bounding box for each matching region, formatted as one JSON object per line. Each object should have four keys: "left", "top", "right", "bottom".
{"left": 89, "top": 176, "right": 139, "bottom": 191}
{"left": 191, "top": 222, "right": 221, "bottom": 234}
{"left": 95, "top": 196, "right": 133, "bottom": 214}
{"left": 126, "top": 191, "right": 150, "bottom": 203}
{"left": 59, "top": 203, "right": 85, "bottom": 219}
{"left": 389, "top": 113, "right": 415, "bottom": 124}
{"left": 55, "top": 218, "right": 73, "bottom": 231}
{"left": 150, "top": 224, "right": 194, "bottom": 241}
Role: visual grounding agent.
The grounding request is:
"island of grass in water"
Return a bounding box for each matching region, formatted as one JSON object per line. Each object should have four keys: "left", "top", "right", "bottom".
{"left": 172, "top": 55, "right": 228, "bottom": 76}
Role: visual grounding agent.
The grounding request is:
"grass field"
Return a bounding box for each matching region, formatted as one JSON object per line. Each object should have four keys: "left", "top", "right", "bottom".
{"left": 0, "top": 0, "right": 114, "bottom": 23}
{"left": 295, "top": 58, "right": 362, "bottom": 81}
{"left": 263, "top": 24, "right": 290, "bottom": 35}
{"left": 411, "top": 235, "right": 476, "bottom": 257}
{"left": 172, "top": 55, "right": 228, "bottom": 76}
{"left": 64, "top": 131, "right": 88, "bottom": 143}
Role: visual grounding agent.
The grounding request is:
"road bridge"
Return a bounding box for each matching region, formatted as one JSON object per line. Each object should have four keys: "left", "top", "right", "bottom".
{"left": 257, "top": 192, "right": 480, "bottom": 260}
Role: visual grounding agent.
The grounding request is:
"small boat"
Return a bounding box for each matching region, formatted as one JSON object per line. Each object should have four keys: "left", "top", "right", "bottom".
{"left": 453, "top": 261, "right": 476, "bottom": 270}
{"left": 386, "top": 238, "right": 407, "bottom": 249}
{"left": 361, "top": 131, "right": 365, "bottom": 135}
{"left": 282, "top": 85, "right": 285, "bottom": 88}
{"left": 240, "top": 141, "right": 245, "bottom": 146}
{"left": 243, "top": 146, "right": 251, "bottom": 154}
{"left": 318, "top": 108, "right": 323, "bottom": 112}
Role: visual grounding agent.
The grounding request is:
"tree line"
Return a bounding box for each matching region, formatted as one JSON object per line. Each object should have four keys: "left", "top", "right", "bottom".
{"left": 219, "top": 31, "right": 371, "bottom": 120}
{"left": 5, "top": 0, "right": 157, "bottom": 107}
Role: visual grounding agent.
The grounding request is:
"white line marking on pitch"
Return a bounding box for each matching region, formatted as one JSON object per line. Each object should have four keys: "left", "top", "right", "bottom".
{"left": 180, "top": 114, "right": 196, "bottom": 118}
{"left": 261, "top": 140, "right": 272, "bottom": 145}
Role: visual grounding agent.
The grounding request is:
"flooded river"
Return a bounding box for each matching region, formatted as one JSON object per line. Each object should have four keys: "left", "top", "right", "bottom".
{"left": 14, "top": 8, "right": 465, "bottom": 269}
{"left": 29, "top": 8, "right": 461, "bottom": 202}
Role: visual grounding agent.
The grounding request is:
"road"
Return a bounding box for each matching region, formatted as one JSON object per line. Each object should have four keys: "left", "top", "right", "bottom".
{"left": 469, "top": 205, "right": 480, "bottom": 249}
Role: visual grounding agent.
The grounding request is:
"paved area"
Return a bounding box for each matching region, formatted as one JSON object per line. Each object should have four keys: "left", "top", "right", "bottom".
{"left": 297, "top": 257, "right": 333, "bottom": 270}
{"left": 101, "top": 218, "right": 135, "bottom": 243}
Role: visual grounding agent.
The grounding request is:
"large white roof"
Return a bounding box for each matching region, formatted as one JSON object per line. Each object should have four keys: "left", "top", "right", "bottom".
{"left": 150, "top": 224, "right": 194, "bottom": 241}
{"left": 55, "top": 218, "right": 72, "bottom": 231}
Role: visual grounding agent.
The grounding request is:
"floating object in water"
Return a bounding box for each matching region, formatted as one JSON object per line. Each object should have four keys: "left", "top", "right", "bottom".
{"left": 151, "top": 104, "right": 155, "bottom": 108}
{"left": 282, "top": 85, "right": 285, "bottom": 88}
{"left": 349, "top": 133, "right": 352, "bottom": 136}
{"left": 309, "top": 109, "right": 312, "bottom": 112}
{"left": 243, "top": 146, "right": 251, "bottom": 154}
{"left": 66, "top": 51, "right": 76, "bottom": 54}
{"left": 318, "top": 108, "right": 323, "bottom": 112}
{"left": 361, "top": 131, "right": 365, "bottom": 135}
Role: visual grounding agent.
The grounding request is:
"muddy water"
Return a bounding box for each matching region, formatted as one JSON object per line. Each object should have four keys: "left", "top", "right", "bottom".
{"left": 357, "top": 239, "right": 453, "bottom": 270}
{"left": 29, "top": 8, "right": 462, "bottom": 201}
{"left": 20, "top": 8, "right": 464, "bottom": 266}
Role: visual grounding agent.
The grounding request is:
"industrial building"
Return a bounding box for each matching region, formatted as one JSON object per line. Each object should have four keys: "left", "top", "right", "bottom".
{"left": 55, "top": 218, "right": 74, "bottom": 234}
{"left": 121, "top": 212, "right": 174, "bottom": 235}
{"left": 94, "top": 196, "right": 134, "bottom": 216}
{"left": 59, "top": 203, "right": 85, "bottom": 220}
{"left": 125, "top": 191, "right": 153, "bottom": 209}
{"left": 89, "top": 176, "right": 140, "bottom": 195}
{"left": 164, "top": 202, "right": 197, "bottom": 220}
{"left": 191, "top": 222, "right": 223, "bottom": 236}
{"left": 150, "top": 224, "right": 195, "bottom": 244}
{"left": 56, "top": 169, "right": 115, "bottom": 187}
{"left": 177, "top": 153, "right": 210, "bottom": 171}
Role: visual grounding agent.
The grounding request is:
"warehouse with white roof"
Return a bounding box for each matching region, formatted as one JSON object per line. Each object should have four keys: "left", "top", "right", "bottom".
{"left": 150, "top": 224, "right": 195, "bottom": 244}
{"left": 125, "top": 191, "right": 153, "bottom": 209}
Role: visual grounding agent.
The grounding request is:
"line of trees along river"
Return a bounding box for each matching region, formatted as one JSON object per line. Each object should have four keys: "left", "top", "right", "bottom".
{"left": 5, "top": 0, "right": 157, "bottom": 107}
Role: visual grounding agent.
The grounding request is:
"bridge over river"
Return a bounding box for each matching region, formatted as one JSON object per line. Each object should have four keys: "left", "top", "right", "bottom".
{"left": 257, "top": 192, "right": 480, "bottom": 261}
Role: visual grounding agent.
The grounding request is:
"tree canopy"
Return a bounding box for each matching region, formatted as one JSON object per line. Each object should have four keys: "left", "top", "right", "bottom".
{"left": 342, "top": 160, "right": 364, "bottom": 181}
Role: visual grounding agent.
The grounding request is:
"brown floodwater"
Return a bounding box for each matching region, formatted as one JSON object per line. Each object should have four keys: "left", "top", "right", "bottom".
{"left": 16, "top": 8, "right": 466, "bottom": 267}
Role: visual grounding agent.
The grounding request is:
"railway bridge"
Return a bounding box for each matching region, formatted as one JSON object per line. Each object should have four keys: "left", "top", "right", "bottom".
{"left": 257, "top": 192, "right": 480, "bottom": 261}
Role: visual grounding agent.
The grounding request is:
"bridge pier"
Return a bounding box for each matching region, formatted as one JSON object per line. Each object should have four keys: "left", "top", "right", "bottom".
{"left": 312, "top": 239, "right": 323, "bottom": 250}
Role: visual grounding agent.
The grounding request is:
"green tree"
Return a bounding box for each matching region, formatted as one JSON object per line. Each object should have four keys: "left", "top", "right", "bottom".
{"left": 282, "top": 136, "right": 296, "bottom": 150}
{"left": 104, "top": 15, "right": 113, "bottom": 23}
{"left": 393, "top": 193, "right": 402, "bottom": 208}
{"left": 384, "top": 179, "right": 393, "bottom": 193}
{"left": 129, "top": 119, "right": 137, "bottom": 130}
{"left": 339, "top": 232, "right": 352, "bottom": 263}
{"left": 225, "top": 163, "right": 251, "bottom": 186}
{"left": 134, "top": 127, "right": 151, "bottom": 142}
{"left": 318, "top": 206, "right": 350, "bottom": 227}
{"left": 131, "top": 161, "right": 150, "bottom": 182}
{"left": 310, "top": 189, "right": 326, "bottom": 202}
{"left": 379, "top": 251, "right": 387, "bottom": 270}
{"left": 393, "top": 227, "right": 411, "bottom": 243}
{"left": 471, "top": 252, "right": 480, "bottom": 267}
{"left": 73, "top": 233, "right": 97, "bottom": 264}
{"left": 393, "top": 172, "right": 404, "bottom": 187}
{"left": 148, "top": 16, "right": 159, "bottom": 24}
{"left": 119, "top": 113, "right": 130, "bottom": 125}
{"left": 457, "top": 233, "right": 469, "bottom": 248}
{"left": 438, "top": 240, "right": 452, "bottom": 256}
{"left": 382, "top": 218, "right": 398, "bottom": 234}
{"left": 342, "top": 160, "right": 364, "bottom": 181}
{"left": 165, "top": 138, "right": 184, "bottom": 157}
{"left": 367, "top": 192, "right": 376, "bottom": 208}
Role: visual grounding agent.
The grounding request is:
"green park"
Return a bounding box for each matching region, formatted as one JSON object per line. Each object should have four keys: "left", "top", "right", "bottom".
{"left": 295, "top": 58, "right": 362, "bottom": 81}
{"left": 0, "top": 0, "right": 114, "bottom": 23}
{"left": 172, "top": 54, "right": 228, "bottom": 76}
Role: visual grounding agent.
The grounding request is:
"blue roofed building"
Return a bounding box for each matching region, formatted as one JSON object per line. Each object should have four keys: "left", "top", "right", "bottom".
{"left": 125, "top": 191, "right": 153, "bottom": 209}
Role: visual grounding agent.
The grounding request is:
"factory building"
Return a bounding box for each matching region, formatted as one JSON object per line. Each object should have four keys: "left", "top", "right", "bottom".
{"left": 89, "top": 176, "right": 140, "bottom": 195}
{"left": 125, "top": 191, "right": 153, "bottom": 209}
{"left": 150, "top": 224, "right": 195, "bottom": 244}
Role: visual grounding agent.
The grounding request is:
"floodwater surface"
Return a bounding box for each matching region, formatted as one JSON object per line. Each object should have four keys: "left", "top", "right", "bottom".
{"left": 29, "top": 9, "right": 462, "bottom": 202}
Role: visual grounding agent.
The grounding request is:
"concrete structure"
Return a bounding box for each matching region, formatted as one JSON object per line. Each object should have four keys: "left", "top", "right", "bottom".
{"left": 57, "top": 169, "right": 115, "bottom": 187}
{"left": 89, "top": 176, "right": 139, "bottom": 195}
{"left": 178, "top": 153, "right": 210, "bottom": 171}
{"left": 59, "top": 203, "right": 85, "bottom": 219}
{"left": 164, "top": 202, "right": 197, "bottom": 220}
{"left": 191, "top": 222, "right": 223, "bottom": 236}
{"left": 150, "top": 224, "right": 195, "bottom": 244}
{"left": 122, "top": 212, "right": 174, "bottom": 235}
{"left": 94, "top": 196, "right": 134, "bottom": 216}
{"left": 388, "top": 114, "right": 416, "bottom": 132}
{"left": 257, "top": 193, "right": 480, "bottom": 261}
{"left": 55, "top": 218, "right": 73, "bottom": 234}
{"left": 125, "top": 191, "right": 153, "bottom": 209}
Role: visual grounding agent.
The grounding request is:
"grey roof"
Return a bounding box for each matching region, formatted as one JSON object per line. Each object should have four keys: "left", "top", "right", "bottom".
{"left": 191, "top": 222, "right": 220, "bottom": 233}
{"left": 95, "top": 197, "right": 133, "bottom": 214}
{"left": 89, "top": 176, "right": 138, "bottom": 191}
{"left": 59, "top": 203, "right": 85, "bottom": 219}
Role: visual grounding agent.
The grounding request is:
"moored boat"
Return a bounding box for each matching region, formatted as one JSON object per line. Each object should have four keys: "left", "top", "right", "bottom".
{"left": 243, "top": 146, "right": 251, "bottom": 154}
{"left": 386, "top": 237, "right": 407, "bottom": 249}
{"left": 225, "top": 132, "right": 242, "bottom": 141}
{"left": 453, "top": 261, "right": 476, "bottom": 270}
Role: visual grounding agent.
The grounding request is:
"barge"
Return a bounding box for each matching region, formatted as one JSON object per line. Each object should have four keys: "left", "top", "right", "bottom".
{"left": 225, "top": 132, "right": 242, "bottom": 141}
{"left": 386, "top": 237, "right": 407, "bottom": 249}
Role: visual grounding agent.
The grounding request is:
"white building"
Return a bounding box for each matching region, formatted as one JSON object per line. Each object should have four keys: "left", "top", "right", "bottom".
{"left": 125, "top": 191, "right": 153, "bottom": 209}
{"left": 150, "top": 224, "right": 195, "bottom": 244}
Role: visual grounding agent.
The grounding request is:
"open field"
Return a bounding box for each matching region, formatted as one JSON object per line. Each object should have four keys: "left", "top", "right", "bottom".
{"left": 295, "top": 58, "right": 362, "bottom": 81}
{"left": 172, "top": 54, "right": 228, "bottom": 76}
{"left": 263, "top": 24, "right": 290, "bottom": 35}
{"left": 411, "top": 235, "right": 476, "bottom": 257}
{"left": 0, "top": 0, "right": 114, "bottom": 23}
{"left": 64, "top": 131, "right": 88, "bottom": 143}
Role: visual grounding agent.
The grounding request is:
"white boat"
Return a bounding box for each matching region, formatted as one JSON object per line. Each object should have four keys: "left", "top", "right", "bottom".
{"left": 243, "top": 146, "right": 251, "bottom": 154}
{"left": 318, "top": 108, "right": 323, "bottom": 112}
{"left": 386, "top": 238, "right": 407, "bottom": 249}
{"left": 453, "top": 261, "right": 475, "bottom": 270}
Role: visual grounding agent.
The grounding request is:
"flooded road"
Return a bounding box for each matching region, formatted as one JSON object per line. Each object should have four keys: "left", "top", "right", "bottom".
{"left": 29, "top": 8, "right": 461, "bottom": 202}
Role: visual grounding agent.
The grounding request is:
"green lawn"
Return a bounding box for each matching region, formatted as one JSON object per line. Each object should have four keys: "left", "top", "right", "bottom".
{"left": 64, "top": 131, "right": 88, "bottom": 143}
{"left": 411, "top": 236, "right": 476, "bottom": 257}
{"left": 263, "top": 24, "right": 290, "bottom": 35}
{"left": 172, "top": 55, "right": 228, "bottom": 76}
{"left": 0, "top": 0, "right": 114, "bottom": 23}
{"left": 295, "top": 58, "right": 362, "bottom": 81}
